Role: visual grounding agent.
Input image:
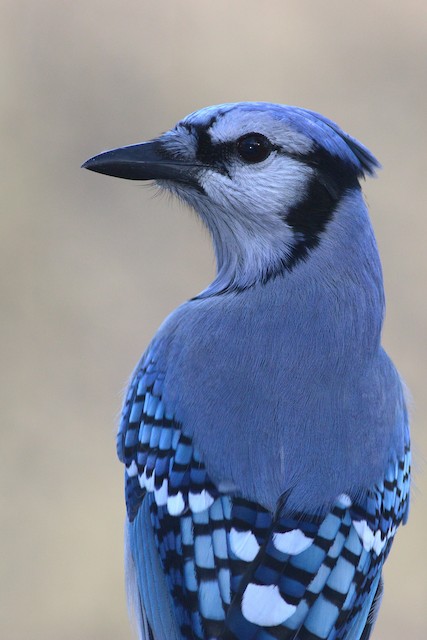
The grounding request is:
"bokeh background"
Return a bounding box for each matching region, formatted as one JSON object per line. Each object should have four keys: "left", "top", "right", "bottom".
{"left": 1, "top": 1, "right": 426, "bottom": 638}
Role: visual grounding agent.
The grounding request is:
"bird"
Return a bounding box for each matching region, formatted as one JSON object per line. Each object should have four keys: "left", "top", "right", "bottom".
{"left": 83, "top": 102, "right": 411, "bottom": 640}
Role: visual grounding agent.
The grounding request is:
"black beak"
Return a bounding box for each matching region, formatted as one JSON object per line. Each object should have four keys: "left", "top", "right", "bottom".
{"left": 82, "top": 140, "right": 202, "bottom": 187}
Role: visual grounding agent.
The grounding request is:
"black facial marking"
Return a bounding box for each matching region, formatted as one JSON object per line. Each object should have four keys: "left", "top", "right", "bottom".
{"left": 283, "top": 144, "right": 359, "bottom": 270}
{"left": 195, "top": 127, "right": 220, "bottom": 164}
{"left": 193, "top": 125, "right": 231, "bottom": 178}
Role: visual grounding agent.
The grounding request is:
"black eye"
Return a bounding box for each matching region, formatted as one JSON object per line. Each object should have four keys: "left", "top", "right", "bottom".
{"left": 236, "top": 133, "right": 272, "bottom": 163}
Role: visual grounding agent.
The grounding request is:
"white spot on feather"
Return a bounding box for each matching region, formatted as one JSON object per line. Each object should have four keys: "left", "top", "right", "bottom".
{"left": 126, "top": 460, "right": 138, "bottom": 477}
{"left": 241, "top": 583, "right": 296, "bottom": 626}
{"left": 188, "top": 490, "right": 215, "bottom": 513}
{"left": 145, "top": 471, "right": 155, "bottom": 492}
{"left": 154, "top": 478, "right": 168, "bottom": 506}
{"left": 273, "top": 529, "right": 313, "bottom": 555}
{"left": 372, "top": 530, "right": 386, "bottom": 555}
{"left": 230, "top": 528, "right": 260, "bottom": 561}
{"left": 337, "top": 493, "right": 352, "bottom": 507}
{"left": 353, "top": 520, "right": 374, "bottom": 551}
{"left": 167, "top": 492, "right": 185, "bottom": 516}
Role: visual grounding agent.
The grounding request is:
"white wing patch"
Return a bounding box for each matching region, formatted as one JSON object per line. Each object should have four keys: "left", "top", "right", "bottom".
{"left": 336, "top": 493, "right": 353, "bottom": 508}
{"left": 272, "top": 529, "right": 314, "bottom": 555}
{"left": 126, "top": 460, "right": 138, "bottom": 477}
{"left": 189, "top": 489, "right": 215, "bottom": 513}
{"left": 230, "top": 528, "right": 261, "bottom": 561}
{"left": 353, "top": 520, "right": 374, "bottom": 551}
{"left": 352, "top": 519, "right": 395, "bottom": 556}
{"left": 154, "top": 478, "right": 168, "bottom": 507}
{"left": 241, "top": 583, "right": 297, "bottom": 626}
{"left": 167, "top": 492, "right": 185, "bottom": 516}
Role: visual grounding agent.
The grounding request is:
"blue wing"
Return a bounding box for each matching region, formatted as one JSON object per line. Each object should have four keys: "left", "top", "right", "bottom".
{"left": 118, "top": 353, "right": 274, "bottom": 639}
{"left": 223, "top": 450, "right": 410, "bottom": 640}
{"left": 118, "top": 353, "right": 410, "bottom": 640}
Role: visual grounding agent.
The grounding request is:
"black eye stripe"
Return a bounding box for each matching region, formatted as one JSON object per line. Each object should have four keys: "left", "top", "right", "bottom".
{"left": 194, "top": 127, "right": 360, "bottom": 189}
{"left": 195, "top": 128, "right": 277, "bottom": 169}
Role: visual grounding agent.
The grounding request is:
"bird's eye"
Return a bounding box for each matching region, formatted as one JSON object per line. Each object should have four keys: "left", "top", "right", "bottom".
{"left": 236, "top": 133, "right": 272, "bottom": 164}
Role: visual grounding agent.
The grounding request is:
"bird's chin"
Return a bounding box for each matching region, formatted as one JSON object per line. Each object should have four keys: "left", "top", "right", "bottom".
{"left": 157, "top": 178, "right": 206, "bottom": 197}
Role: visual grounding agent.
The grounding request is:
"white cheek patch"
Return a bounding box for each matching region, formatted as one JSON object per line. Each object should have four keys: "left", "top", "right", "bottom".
{"left": 200, "top": 156, "right": 311, "bottom": 218}
{"left": 234, "top": 157, "right": 311, "bottom": 215}
{"left": 241, "top": 583, "right": 297, "bottom": 626}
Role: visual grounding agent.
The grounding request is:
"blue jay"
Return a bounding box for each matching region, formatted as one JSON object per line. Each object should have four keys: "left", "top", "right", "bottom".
{"left": 83, "top": 103, "right": 410, "bottom": 640}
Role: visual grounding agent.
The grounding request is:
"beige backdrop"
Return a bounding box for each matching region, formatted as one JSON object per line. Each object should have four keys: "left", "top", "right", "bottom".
{"left": 1, "top": 1, "right": 426, "bottom": 638}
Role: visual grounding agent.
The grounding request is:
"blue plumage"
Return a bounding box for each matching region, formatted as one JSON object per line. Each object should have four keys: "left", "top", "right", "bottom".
{"left": 83, "top": 102, "right": 410, "bottom": 639}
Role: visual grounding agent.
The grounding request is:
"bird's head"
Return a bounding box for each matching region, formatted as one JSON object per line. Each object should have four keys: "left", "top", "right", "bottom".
{"left": 83, "top": 102, "right": 380, "bottom": 294}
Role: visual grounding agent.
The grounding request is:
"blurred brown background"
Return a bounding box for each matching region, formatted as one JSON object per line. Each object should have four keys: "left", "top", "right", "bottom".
{"left": 1, "top": 1, "right": 426, "bottom": 638}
